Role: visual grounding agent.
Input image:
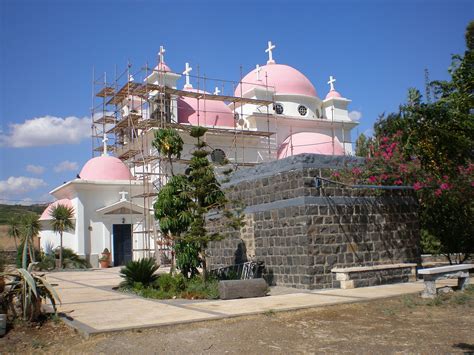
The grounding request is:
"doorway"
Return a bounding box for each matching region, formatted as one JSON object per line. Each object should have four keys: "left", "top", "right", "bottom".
{"left": 113, "top": 224, "right": 132, "bottom": 266}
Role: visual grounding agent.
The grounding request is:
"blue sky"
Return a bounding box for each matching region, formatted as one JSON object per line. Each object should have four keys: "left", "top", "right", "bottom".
{"left": 0, "top": 0, "right": 472, "bottom": 205}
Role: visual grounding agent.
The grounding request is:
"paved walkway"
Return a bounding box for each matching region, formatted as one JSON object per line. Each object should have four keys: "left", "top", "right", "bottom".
{"left": 45, "top": 268, "right": 442, "bottom": 337}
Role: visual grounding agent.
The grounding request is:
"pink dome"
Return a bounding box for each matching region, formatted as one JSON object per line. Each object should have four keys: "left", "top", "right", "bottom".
{"left": 235, "top": 64, "right": 317, "bottom": 98}
{"left": 277, "top": 132, "right": 345, "bottom": 159}
{"left": 40, "top": 199, "right": 74, "bottom": 221}
{"left": 154, "top": 62, "right": 171, "bottom": 72}
{"left": 325, "top": 90, "right": 342, "bottom": 99}
{"left": 178, "top": 88, "right": 235, "bottom": 127}
{"left": 79, "top": 155, "right": 134, "bottom": 181}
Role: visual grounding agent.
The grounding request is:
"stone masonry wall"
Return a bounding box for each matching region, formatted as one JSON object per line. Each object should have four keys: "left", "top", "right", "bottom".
{"left": 207, "top": 154, "right": 421, "bottom": 290}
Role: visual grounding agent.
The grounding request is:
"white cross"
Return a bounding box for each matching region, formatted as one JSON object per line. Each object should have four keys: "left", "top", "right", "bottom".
{"left": 255, "top": 64, "right": 261, "bottom": 81}
{"left": 102, "top": 134, "right": 108, "bottom": 156}
{"left": 214, "top": 87, "right": 221, "bottom": 95}
{"left": 119, "top": 191, "right": 128, "bottom": 201}
{"left": 158, "top": 45, "right": 166, "bottom": 63}
{"left": 128, "top": 74, "right": 134, "bottom": 82}
{"left": 183, "top": 62, "right": 192, "bottom": 89}
{"left": 328, "top": 76, "right": 336, "bottom": 91}
{"left": 265, "top": 41, "right": 276, "bottom": 64}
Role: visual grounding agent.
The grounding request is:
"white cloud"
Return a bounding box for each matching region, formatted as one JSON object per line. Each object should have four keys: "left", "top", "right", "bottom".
{"left": 26, "top": 164, "right": 45, "bottom": 175}
{"left": 349, "top": 110, "right": 362, "bottom": 122}
{"left": 0, "top": 115, "right": 90, "bottom": 147}
{"left": 54, "top": 160, "right": 79, "bottom": 173}
{"left": 0, "top": 176, "right": 47, "bottom": 195}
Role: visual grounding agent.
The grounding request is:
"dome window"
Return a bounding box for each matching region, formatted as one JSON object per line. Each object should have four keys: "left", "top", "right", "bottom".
{"left": 274, "top": 103, "right": 284, "bottom": 115}
{"left": 234, "top": 113, "right": 240, "bottom": 120}
{"left": 211, "top": 149, "right": 226, "bottom": 164}
{"left": 298, "top": 105, "right": 308, "bottom": 116}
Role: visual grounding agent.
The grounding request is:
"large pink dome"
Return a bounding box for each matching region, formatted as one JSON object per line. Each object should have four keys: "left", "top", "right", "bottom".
{"left": 178, "top": 88, "right": 235, "bottom": 127}
{"left": 40, "top": 199, "right": 74, "bottom": 221}
{"left": 79, "top": 155, "right": 134, "bottom": 181}
{"left": 277, "top": 132, "right": 345, "bottom": 159}
{"left": 235, "top": 64, "right": 317, "bottom": 98}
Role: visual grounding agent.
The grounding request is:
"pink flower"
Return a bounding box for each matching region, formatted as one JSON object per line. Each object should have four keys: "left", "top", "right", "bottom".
{"left": 332, "top": 171, "right": 341, "bottom": 178}
{"left": 381, "top": 137, "right": 389, "bottom": 143}
{"left": 413, "top": 182, "right": 423, "bottom": 191}
{"left": 380, "top": 174, "right": 389, "bottom": 181}
{"left": 435, "top": 189, "right": 442, "bottom": 197}
{"left": 440, "top": 183, "right": 450, "bottom": 190}
{"left": 351, "top": 167, "right": 362, "bottom": 175}
{"left": 368, "top": 176, "right": 377, "bottom": 183}
{"left": 394, "top": 179, "right": 403, "bottom": 185}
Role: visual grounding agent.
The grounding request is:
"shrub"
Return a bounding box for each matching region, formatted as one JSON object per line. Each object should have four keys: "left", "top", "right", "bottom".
{"left": 157, "top": 273, "right": 186, "bottom": 293}
{"left": 119, "top": 258, "right": 159, "bottom": 288}
{"left": 54, "top": 247, "right": 91, "bottom": 269}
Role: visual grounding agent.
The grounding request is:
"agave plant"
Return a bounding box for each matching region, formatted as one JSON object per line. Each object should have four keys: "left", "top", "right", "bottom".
{"left": 119, "top": 258, "right": 159, "bottom": 288}
{"left": 2, "top": 263, "right": 61, "bottom": 321}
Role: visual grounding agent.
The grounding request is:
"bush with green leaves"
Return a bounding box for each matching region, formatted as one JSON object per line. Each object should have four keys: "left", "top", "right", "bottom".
{"left": 119, "top": 257, "right": 159, "bottom": 288}
{"left": 2, "top": 263, "right": 61, "bottom": 322}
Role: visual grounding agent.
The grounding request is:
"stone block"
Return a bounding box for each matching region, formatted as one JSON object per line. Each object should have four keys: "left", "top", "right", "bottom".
{"left": 218, "top": 279, "right": 269, "bottom": 300}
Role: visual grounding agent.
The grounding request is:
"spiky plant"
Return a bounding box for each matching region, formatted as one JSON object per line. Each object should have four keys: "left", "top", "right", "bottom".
{"left": 7, "top": 217, "right": 21, "bottom": 251}
{"left": 20, "top": 214, "right": 41, "bottom": 269}
{"left": 119, "top": 258, "right": 159, "bottom": 288}
{"left": 50, "top": 204, "right": 75, "bottom": 269}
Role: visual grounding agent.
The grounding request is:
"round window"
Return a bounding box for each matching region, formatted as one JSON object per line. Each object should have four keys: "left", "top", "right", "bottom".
{"left": 298, "top": 105, "right": 308, "bottom": 116}
{"left": 210, "top": 149, "right": 226, "bottom": 164}
{"left": 234, "top": 113, "right": 240, "bottom": 121}
{"left": 274, "top": 103, "right": 284, "bottom": 114}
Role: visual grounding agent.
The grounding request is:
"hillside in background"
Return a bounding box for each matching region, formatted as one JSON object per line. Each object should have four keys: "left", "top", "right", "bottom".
{"left": 0, "top": 203, "right": 46, "bottom": 225}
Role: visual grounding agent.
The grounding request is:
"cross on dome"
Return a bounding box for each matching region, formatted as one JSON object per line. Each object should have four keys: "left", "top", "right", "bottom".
{"left": 158, "top": 45, "right": 166, "bottom": 64}
{"left": 328, "top": 75, "right": 336, "bottom": 91}
{"left": 128, "top": 74, "right": 135, "bottom": 82}
{"left": 265, "top": 41, "right": 276, "bottom": 64}
{"left": 119, "top": 191, "right": 128, "bottom": 201}
{"left": 102, "top": 134, "right": 108, "bottom": 156}
{"left": 214, "top": 87, "right": 221, "bottom": 95}
{"left": 183, "top": 62, "right": 193, "bottom": 89}
{"left": 255, "top": 64, "right": 262, "bottom": 81}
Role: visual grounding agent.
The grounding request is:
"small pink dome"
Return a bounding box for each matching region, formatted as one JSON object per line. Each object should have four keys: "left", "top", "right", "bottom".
{"left": 79, "top": 156, "right": 134, "bottom": 181}
{"left": 178, "top": 88, "right": 235, "bottom": 127}
{"left": 235, "top": 64, "right": 317, "bottom": 98}
{"left": 155, "top": 62, "right": 171, "bottom": 72}
{"left": 325, "top": 90, "right": 342, "bottom": 99}
{"left": 40, "top": 199, "right": 74, "bottom": 221}
{"left": 277, "top": 132, "right": 345, "bottom": 159}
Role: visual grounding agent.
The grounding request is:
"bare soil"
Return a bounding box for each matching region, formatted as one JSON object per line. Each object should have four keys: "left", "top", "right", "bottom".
{"left": 2, "top": 291, "right": 474, "bottom": 354}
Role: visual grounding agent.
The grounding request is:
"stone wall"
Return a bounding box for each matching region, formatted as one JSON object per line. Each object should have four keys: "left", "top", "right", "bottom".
{"left": 207, "top": 154, "right": 421, "bottom": 290}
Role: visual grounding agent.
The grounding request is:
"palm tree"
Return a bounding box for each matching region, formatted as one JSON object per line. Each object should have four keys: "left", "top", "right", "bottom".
{"left": 21, "top": 214, "right": 41, "bottom": 268}
{"left": 50, "top": 204, "right": 75, "bottom": 269}
{"left": 7, "top": 216, "right": 21, "bottom": 251}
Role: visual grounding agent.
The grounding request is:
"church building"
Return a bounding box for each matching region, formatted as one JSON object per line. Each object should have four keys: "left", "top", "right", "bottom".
{"left": 39, "top": 41, "right": 359, "bottom": 267}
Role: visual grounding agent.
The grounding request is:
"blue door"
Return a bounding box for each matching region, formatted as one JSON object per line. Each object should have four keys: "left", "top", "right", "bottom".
{"left": 113, "top": 224, "right": 132, "bottom": 266}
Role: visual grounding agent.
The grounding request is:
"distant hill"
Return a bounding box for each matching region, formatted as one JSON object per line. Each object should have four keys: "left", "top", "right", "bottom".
{"left": 0, "top": 204, "right": 47, "bottom": 224}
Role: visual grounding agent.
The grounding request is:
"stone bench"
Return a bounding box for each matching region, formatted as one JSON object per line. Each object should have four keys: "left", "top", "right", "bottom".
{"left": 331, "top": 263, "right": 417, "bottom": 289}
{"left": 418, "top": 264, "right": 473, "bottom": 298}
{"left": 218, "top": 279, "right": 268, "bottom": 300}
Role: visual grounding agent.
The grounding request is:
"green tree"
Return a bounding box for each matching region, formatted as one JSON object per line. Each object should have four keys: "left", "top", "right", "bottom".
{"left": 369, "top": 21, "right": 474, "bottom": 262}
{"left": 152, "top": 128, "right": 184, "bottom": 176}
{"left": 153, "top": 127, "right": 234, "bottom": 280}
{"left": 7, "top": 216, "right": 21, "bottom": 251}
{"left": 354, "top": 133, "right": 372, "bottom": 157}
{"left": 50, "top": 204, "right": 75, "bottom": 269}
{"left": 20, "top": 214, "right": 41, "bottom": 269}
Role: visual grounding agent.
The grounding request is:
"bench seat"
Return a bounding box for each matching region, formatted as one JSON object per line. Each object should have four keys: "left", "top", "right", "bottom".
{"left": 331, "top": 263, "right": 417, "bottom": 289}
{"left": 418, "top": 264, "right": 473, "bottom": 298}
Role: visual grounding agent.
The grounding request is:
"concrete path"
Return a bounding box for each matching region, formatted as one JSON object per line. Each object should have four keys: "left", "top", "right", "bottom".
{"left": 45, "top": 268, "right": 442, "bottom": 337}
